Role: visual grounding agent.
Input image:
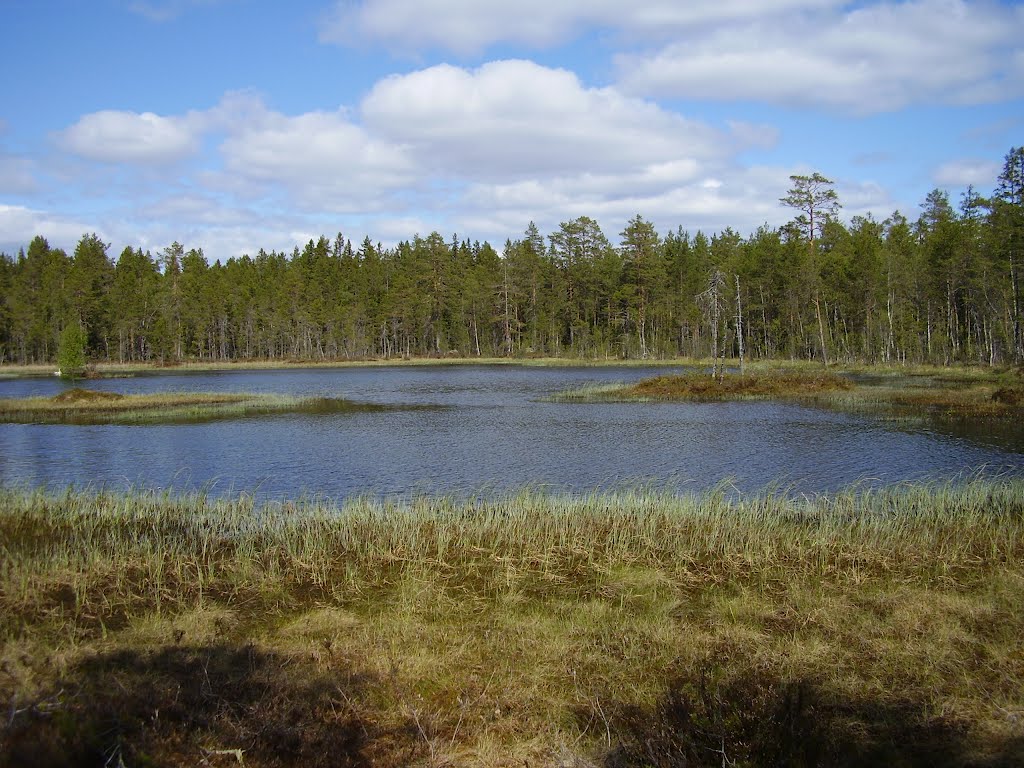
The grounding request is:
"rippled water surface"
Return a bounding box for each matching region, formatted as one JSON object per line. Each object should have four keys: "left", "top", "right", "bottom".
{"left": 1, "top": 365, "right": 1022, "bottom": 499}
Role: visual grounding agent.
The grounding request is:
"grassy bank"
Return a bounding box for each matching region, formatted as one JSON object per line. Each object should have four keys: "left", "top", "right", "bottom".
{"left": 2, "top": 482, "right": 1023, "bottom": 766}
{"left": 0, "top": 388, "right": 387, "bottom": 425}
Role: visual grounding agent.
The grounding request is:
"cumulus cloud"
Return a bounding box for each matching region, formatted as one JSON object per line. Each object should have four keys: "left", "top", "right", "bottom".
{"left": 362, "top": 60, "right": 727, "bottom": 181}
{"left": 323, "top": 0, "right": 1021, "bottom": 113}
{"left": 460, "top": 164, "right": 799, "bottom": 240}
{"left": 57, "top": 110, "right": 204, "bottom": 164}
{"left": 353, "top": 60, "right": 816, "bottom": 239}
{"left": 37, "top": 60, "right": 915, "bottom": 259}
{"left": 219, "top": 107, "right": 415, "bottom": 210}
{"left": 616, "top": 0, "right": 1023, "bottom": 113}
{"left": 34, "top": 62, "right": 834, "bottom": 256}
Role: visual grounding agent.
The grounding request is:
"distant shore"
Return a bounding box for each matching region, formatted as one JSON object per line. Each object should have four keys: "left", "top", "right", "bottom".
{"left": 1, "top": 355, "right": 1018, "bottom": 378}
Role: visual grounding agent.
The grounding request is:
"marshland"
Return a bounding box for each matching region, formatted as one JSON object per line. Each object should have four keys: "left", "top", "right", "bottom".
{"left": 2, "top": 479, "right": 1023, "bottom": 766}
{"left": 0, "top": 387, "right": 390, "bottom": 425}
{"left": 1, "top": 362, "right": 1023, "bottom": 766}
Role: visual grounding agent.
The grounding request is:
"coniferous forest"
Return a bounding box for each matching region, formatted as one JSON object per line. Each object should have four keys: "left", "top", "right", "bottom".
{"left": 2, "top": 147, "right": 1022, "bottom": 367}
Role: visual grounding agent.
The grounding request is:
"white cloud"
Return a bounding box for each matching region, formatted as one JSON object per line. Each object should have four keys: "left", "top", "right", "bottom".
{"left": 137, "top": 194, "right": 262, "bottom": 228}
{"left": 616, "top": 0, "right": 1023, "bottom": 113}
{"left": 320, "top": 0, "right": 841, "bottom": 52}
{"left": 459, "top": 164, "right": 798, "bottom": 241}
{"left": 353, "top": 60, "right": 819, "bottom": 240}
{"left": 933, "top": 159, "right": 1001, "bottom": 188}
{"left": 362, "top": 60, "right": 726, "bottom": 181}
{"left": 57, "top": 110, "right": 203, "bottom": 164}
{"left": 30, "top": 60, "right": 918, "bottom": 260}
{"left": 321, "top": 0, "right": 1021, "bottom": 113}
{"left": 0, "top": 204, "right": 100, "bottom": 255}
{"left": 219, "top": 107, "right": 415, "bottom": 210}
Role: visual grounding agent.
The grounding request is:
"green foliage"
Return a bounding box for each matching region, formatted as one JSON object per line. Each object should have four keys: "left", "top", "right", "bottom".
{"left": 3, "top": 147, "right": 1024, "bottom": 367}
{"left": 56, "top": 321, "right": 87, "bottom": 380}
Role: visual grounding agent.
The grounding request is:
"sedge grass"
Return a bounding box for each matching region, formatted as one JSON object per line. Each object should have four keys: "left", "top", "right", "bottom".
{"left": 2, "top": 481, "right": 1023, "bottom": 766}
{"left": 0, "top": 388, "right": 388, "bottom": 424}
{"left": 552, "top": 367, "right": 1024, "bottom": 420}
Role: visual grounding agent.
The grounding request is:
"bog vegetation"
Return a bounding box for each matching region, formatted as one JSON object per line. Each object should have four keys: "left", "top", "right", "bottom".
{"left": 1, "top": 481, "right": 1022, "bottom": 766}
{"left": 2, "top": 148, "right": 1023, "bottom": 368}
{"left": 0, "top": 389, "right": 386, "bottom": 425}
{"left": 550, "top": 366, "right": 1024, "bottom": 418}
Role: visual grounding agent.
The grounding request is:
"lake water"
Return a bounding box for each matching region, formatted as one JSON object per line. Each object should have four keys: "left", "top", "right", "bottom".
{"left": 1, "top": 365, "right": 1022, "bottom": 500}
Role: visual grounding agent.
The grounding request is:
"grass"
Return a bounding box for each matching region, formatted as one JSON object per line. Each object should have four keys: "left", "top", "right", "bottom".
{"left": 551, "top": 370, "right": 854, "bottom": 403}
{"left": 2, "top": 481, "right": 1023, "bottom": 766}
{"left": 0, "top": 388, "right": 390, "bottom": 425}
{"left": 551, "top": 366, "right": 1024, "bottom": 419}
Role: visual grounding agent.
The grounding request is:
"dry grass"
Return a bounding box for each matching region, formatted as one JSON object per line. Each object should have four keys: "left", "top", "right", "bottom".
{"left": 552, "top": 370, "right": 854, "bottom": 403}
{"left": 552, "top": 366, "right": 1024, "bottom": 419}
{"left": 0, "top": 389, "right": 387, "bottom": 424}
{"left": 2, "top": 481, "right": 1023, "bottom": 766}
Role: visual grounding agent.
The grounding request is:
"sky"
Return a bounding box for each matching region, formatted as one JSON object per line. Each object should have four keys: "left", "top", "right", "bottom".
{"left": 1, "top": 0, "right": 1022, "bottom": 262}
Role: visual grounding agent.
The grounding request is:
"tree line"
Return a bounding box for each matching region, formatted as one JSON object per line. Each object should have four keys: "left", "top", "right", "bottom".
{"left": 2, "top": 147, "right": 1022, "bottom": 367}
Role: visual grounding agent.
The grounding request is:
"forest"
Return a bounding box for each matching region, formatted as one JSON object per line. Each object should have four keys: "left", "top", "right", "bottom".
{"left": 2, "top": 147, "right": 1022, "bottom": 367}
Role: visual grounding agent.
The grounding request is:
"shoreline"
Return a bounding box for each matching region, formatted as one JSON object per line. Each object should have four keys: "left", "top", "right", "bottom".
{"left": 1, "top": 355, "right": 1018, "bottom": 379}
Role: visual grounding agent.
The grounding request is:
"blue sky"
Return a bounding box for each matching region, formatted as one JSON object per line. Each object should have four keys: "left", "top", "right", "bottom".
{"left": 1, "top": 0, "right": 1021, "bottom": 261}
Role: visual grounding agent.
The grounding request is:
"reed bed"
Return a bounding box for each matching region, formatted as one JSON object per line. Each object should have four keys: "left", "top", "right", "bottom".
{"left": 2, "top": 481, "right": 1023, "bottom": 766}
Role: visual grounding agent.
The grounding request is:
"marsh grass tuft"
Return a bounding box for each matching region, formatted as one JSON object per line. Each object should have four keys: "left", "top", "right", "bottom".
{"left": 2, "top": 481, "right": 1023, "bottom": 765}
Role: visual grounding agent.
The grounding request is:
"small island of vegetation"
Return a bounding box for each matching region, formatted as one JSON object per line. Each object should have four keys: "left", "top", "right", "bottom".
{"left": 552, "top": 365, "right": 1024, "bottom": 419}
{"left": 0, "top": 388, "right": 386, "bottom": 425}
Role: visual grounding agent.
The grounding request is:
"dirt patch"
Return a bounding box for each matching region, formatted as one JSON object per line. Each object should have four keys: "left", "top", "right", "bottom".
{"left": 1, "top": 643, "right": 424, "bottom": 768}
{"left": 51, "top": 388, "right": 124, "bottom": 404}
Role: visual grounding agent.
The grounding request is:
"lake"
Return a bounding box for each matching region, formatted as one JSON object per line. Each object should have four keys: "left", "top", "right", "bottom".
{"left": 1, "top": 365, "right": 1022, "bottom": 500}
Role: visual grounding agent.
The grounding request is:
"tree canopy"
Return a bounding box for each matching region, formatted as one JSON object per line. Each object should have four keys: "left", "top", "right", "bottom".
{"left": 2, "top": 148, "right": 1022, "bottom": 367}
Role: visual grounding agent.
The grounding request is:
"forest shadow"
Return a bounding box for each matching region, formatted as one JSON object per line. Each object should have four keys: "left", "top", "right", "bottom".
{"left": 1, "top": 643, "right": 424, "bottom": 768}
{"left": 593, "top": 669, "right": 1024, "bottom": 768}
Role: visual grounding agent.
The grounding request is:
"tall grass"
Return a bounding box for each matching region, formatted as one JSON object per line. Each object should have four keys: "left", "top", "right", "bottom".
{"left": 2, "top": 481, "right": 1023, "bottom": 766}
{"left": 3, "top": 479, "right": 1021, "bottom": 630}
